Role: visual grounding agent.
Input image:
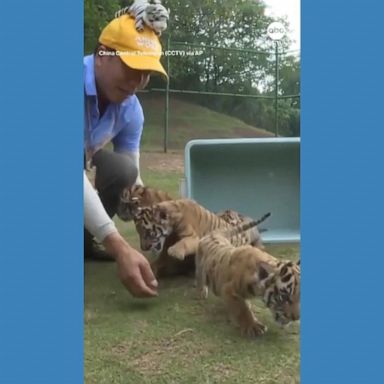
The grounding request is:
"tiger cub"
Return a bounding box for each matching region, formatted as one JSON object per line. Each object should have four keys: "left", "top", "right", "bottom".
{"left": 115, "top": 0, "right": 170, "bottom": 36}
{"left": 116, "top": 185, "right": 185, "bottom": 277}
{"left": 119, "top": 187, "right": 267, "bottom": 277}
{"left": 195, "top": 222, "right": 300, "bottom": 337}
{"left": 131, "top": 198, "right": 270, "bottom": 261}
{"left": 117, "top": 186, "right": 255, "bottom": 229}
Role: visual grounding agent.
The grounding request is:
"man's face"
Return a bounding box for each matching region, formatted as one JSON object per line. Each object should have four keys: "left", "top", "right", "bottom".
{"left": 94, "top": 47, "right": 151, "bottom": 103}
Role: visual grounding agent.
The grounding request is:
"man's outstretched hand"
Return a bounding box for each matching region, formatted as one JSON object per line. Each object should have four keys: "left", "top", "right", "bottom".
{"left": 103, "top": 232, "right": 158, "bottom": 298}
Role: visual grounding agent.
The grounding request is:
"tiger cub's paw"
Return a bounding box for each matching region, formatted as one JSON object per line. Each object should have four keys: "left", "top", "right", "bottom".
{"left": 167, "top": 245, "right": 185, "bottom": 260}
{"left": 135, "top": 20, "right": 145, "bottom": 32}
{"left": 241, "top": 321, "right": 268, "bottom": 338}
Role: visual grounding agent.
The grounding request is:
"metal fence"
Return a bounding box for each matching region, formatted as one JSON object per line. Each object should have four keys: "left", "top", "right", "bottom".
{"left": 141, "top": 38, "right": 300, "bottom": 152}
{"left": 85, "top": 13, "right": 301, "bottom": 152}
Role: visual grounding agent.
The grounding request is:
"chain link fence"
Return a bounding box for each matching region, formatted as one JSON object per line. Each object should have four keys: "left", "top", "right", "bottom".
{"left": 139, "top": 37, "right": 300, "bottom": 151}
{"left": 85, "top": 5, "right": 300, "bottom": 152}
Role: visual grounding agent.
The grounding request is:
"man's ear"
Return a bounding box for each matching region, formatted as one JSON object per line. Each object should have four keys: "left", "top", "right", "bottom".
{"left": 120, "top": 187, "right": 132, "bottom": 203}
{"left": 96, "top": 45, "right": 107, "bottom": 55}
{"left": 94, "top": 45, "right": 107, "bottom": 66}
{"left": 128, "top": 197, "right": 141, "bottom": 217}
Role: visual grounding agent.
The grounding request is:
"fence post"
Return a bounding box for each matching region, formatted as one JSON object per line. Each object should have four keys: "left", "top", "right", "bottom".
{"left": 164, "top": 35, "right": 170, "bottom": 153}
{"left": 274, "top": 41, "right": 279, "bottom": 137}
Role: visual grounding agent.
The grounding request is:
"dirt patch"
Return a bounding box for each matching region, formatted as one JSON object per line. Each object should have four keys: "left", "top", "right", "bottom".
{"left": 141, "top": 151, "right": 184, "bottom": 173}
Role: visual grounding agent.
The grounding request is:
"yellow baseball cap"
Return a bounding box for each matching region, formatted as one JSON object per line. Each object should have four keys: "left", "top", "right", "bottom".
{"left": 99, "top": 15, "right": 168, "bottom": 78}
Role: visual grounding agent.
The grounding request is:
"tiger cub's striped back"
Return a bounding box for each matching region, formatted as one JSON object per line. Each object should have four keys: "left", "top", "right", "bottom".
{"left": 216, "top": 209, "right": 267, "bottom": 249}
{"left": 206, "top": 212, "right": 271, "bottom": 249}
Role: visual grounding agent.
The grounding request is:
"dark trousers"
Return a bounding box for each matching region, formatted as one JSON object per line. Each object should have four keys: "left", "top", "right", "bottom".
{"left": 84, "top": 149, "right": 138, "bottom": 257}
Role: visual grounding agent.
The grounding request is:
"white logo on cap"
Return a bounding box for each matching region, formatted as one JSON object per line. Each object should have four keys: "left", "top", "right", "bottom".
{"left": 136, "top": 36, "right": 157, "bottom": 51}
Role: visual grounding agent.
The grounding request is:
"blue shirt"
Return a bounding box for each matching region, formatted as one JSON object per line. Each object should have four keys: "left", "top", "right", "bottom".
{"left": 84, "top": 55, "right": 144, "bottom": 155}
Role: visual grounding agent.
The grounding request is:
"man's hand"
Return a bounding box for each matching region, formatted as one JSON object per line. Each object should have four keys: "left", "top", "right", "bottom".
{"left": 103, "top": 232, "right": 158, "bottom": 298}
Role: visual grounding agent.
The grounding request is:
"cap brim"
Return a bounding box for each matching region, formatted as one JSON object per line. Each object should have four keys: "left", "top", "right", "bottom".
{"left": 120, "top": 55, "right": 168, "bottom": 80}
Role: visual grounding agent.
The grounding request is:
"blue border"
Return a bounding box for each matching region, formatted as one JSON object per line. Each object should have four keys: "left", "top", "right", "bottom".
{"left": 1, "top": 0, "right": 384, "bottom": 382}
{"left": 302, "top": 0, "right": 384, "bottom": 382}
{"left": 0, "top": 1, "right": 83, "bottom": 383}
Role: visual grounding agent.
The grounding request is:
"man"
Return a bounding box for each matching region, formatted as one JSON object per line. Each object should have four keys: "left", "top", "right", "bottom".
{"left": 84, "top": 14, "right": 168, "bottom": 298}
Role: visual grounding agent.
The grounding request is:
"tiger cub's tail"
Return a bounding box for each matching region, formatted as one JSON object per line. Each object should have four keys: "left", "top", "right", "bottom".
{"left": 220, "top": 212, "right": 271, "bottom": 246}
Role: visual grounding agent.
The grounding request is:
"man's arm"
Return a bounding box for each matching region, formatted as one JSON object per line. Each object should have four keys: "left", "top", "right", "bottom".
{"left": 84, "top": 171, "right": 117, "bottom": 241}
{"left": 84, "top": 173, "right": 157, "bottom": 297}
{"left": 113, "top": 95, "right": 145, "bottom": 186}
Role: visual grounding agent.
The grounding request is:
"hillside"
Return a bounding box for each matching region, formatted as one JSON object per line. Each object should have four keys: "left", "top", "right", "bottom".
{"left": 137, "top": 93, "right": 274, "bottom": 151}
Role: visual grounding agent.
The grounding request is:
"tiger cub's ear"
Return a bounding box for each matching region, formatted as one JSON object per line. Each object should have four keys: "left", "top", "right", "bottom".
{"left": 257, "top": 262, "right": 276, "bottom": 283}
{"left": 153, "top": 205, "right": 169, "bottom": 222}
{"left": 134, "top": 185, "right": 145, "bottom": 199}
{"left": 296, "top": 259, "right": 301, "bottom": 267}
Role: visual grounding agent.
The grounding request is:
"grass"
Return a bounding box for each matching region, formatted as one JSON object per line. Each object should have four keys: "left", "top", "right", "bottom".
{"left": 137, "top": 94, "right": 274, "bottom": 151}
{"left": 85, "top": 162, "right": 300, "bottom": 384}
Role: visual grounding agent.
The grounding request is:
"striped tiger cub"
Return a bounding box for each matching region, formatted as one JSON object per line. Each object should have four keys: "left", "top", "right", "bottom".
{"left": 131, "top": 198, "right": 270, "bottom": 261}
{"left": 195, "top": 221, "right": 300, "bottom": 337}
{"left": 118, "top": 186, "right": 268, "bottom": 277}
{"left": 115, "top": 0, "right": 170, "bottom": 36}
{"left": 117, "top": 185, "right": 186, "bottom": 278}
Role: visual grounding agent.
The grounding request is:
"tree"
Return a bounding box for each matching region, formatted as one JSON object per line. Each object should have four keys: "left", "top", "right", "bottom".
{"left": 84, "top": 0, "right": 121, "bottom": 54}
{"left": 153, "top": 0, "right": 291, "bottom": 91}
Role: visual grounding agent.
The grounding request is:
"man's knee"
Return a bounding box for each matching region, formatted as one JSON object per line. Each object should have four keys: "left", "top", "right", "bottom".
{"left": 111, "top": 156, "right": 138, "bottom": 189}
{"left": 92, "top": 149, "right": 138, "bottom": 192}
{"left": 91, "top": 149, "right": 138, "bottom": 218}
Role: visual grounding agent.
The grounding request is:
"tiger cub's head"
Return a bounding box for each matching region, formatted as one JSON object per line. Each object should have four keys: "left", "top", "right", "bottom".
{"left": 132, "top": 203, "right": 174, "bottom": 254}
{"left": 259, "top": 260, "right": 300, "bottom": 326}
{"left": 143, "top": 0, "right": 170, "bottom": 36}
{"left": 116, "top": 185, "right": 173, "bottom": 222}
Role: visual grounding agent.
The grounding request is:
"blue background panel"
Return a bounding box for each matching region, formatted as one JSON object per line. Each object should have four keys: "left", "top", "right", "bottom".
{"left": 0, "top": 1, "right": 83, "bottom": 383}
{"left": 301, "top": 0, "right": 384, "bottom": 383}
{"left": 0, "top": 0, "right": 384, "bottom": 383}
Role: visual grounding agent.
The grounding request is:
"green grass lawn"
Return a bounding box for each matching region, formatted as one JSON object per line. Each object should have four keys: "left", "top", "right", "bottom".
{"left": 138, "top": 94, "right": 274, "bottom": 151}
{"left": 84, "top": 164, "right": 300, "bottom": 384}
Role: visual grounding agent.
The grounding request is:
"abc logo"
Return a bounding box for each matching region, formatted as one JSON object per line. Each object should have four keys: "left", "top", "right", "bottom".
{"left": 267, "top": 22, "right": 286, "bottom": 40}
{"left": 269, "top": 27, "right": 285, "bottom": 33}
